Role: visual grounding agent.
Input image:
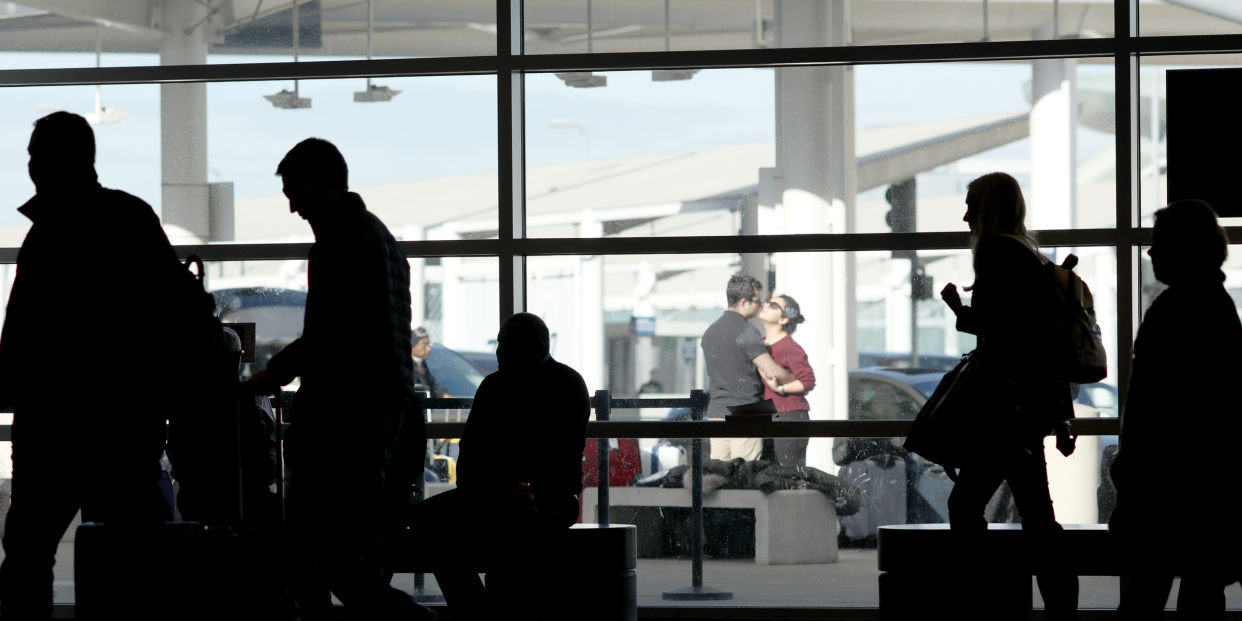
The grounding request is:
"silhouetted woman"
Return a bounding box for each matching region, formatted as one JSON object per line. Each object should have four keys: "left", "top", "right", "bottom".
{"left": 758, "top": 294, "right": 815, "bottom": 468}
{"left": 940, "top": 172, "right": 1079, "bottom": 620}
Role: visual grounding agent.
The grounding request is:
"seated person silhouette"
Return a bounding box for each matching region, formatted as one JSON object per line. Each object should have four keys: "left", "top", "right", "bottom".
{"left": 405, "top": 313, "right": 590, "bottom": 621}
{"left": 168, "top": 326, "right": 279, "bottom": 525}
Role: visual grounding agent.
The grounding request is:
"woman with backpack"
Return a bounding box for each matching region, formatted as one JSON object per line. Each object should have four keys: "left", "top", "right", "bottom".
{"left": 757, "top": 294, "right": 815, "bottom": 468}
{"left": 938, "top": 172, "right": 1079, "bottom": 620}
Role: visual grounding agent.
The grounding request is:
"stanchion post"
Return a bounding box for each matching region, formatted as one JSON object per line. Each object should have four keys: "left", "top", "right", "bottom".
{"left": 662, "top": 389, "right": 732, "bottom": 600}
{"left": 595, "top": 389, "right": 611, "bottom": 526}
{"left": 412, "top": 391, "right": 444, "bottom": 604}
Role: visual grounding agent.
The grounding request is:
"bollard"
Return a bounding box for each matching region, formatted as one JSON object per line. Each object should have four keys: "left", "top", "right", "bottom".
{"left": 662, "top": 389, "right": 732, "bottom": 600}
{"left": 595, "top": 390, "right": 611, "bottom": 527}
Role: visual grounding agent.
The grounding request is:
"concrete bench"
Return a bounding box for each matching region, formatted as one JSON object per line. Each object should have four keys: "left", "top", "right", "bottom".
{"left": 878, "top": 524, "right": 1119, "bottom": 620}
{"left": 582, "top": 486, "right": 839, "bottom": 565}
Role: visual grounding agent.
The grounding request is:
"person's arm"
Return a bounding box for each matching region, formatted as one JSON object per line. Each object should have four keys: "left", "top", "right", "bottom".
{"left": 942, "top": 283, "right": 982, "bottom": 335}
{"left": 763, "top": 372, "right": 805, "bottom": 395}
{"left": 774, "top": 341, "right": 816, "bottom": 396}
{"left": 753, "top": 353, "right": 796, "bottom": 385}
{"left": 250, "top": 338, "right": 308, "bottom": 394}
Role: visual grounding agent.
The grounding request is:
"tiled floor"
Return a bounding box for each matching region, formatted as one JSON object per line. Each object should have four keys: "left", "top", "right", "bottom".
{"left": 19, "top": 537, "right": 1242, "bottom": 611}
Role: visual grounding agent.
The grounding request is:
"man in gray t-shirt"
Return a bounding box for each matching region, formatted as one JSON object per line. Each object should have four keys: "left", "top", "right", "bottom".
{"left": 701, "top": 273, "right": 795, "bottom": 460}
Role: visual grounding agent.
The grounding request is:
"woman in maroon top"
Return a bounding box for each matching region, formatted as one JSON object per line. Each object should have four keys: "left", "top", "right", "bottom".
{"left": 758, "top": 294, "right": 816, "bottom": 468}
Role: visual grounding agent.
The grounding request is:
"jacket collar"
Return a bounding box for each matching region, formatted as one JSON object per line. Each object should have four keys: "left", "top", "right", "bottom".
{"left": 19, "top": 182, "right": 104, "bottom": 224}
{"left": 308, "top": 191, "right": 367, "bottom": 236}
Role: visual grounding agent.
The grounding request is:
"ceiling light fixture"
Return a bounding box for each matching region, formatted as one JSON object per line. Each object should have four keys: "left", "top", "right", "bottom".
{"left": 556, "top": 72, "right": 607, "bottom": 88}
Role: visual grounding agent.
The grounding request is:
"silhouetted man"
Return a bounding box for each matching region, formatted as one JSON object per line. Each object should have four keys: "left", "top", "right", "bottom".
{"left": 0, "top": 112, "right": 178, "bottom": 618}
{"left": 1112, "top": 200, "right": 1242, "bottom": 620}
{"left": 702, "top": 273, "right": 793, "bottom": 460}
{"left": 247, "top": 138, "right": 431, "bottom": 620}
{"left": 407, "top": 313, "right": 590, "bottom": 621}
{"left": 411, "top": 326, "right": 448, "bottom": 397}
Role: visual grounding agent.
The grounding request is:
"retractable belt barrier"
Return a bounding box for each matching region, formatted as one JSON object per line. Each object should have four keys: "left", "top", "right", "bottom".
{"left": 267, "top": 388, "right": 1121, "bottom": 608}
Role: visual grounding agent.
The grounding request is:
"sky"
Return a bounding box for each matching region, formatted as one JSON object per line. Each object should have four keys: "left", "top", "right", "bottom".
{"left": 0, "top": 52, "right": 1121, "bottom": 227}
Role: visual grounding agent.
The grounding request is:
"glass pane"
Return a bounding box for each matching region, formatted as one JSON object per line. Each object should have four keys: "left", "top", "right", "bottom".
{"left": 204, "top": 257, "right": 499, "bottom": 387}
{"left": 526, "top": 247, "right": 1119, "bottom": 413}
{"left": 0, "top": 75, "right": 497, "bottom": 244}
{"left": 523, "top": 61, "right": 1116, "bottom": 238}
{"left": 0, "top": 0, "right": 494, "bottom": 70}
{"left": 1141, "top": 1, "right": 1242, "bottom": 38}
{"left": 524, "top": 0, "right": 1115, "bottom": 54}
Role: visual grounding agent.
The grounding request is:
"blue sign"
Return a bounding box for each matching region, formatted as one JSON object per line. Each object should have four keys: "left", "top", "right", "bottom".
{"left": 681, "top": 339, "right": 698, "bottom": 361}
{"left": 631, "top": 316, "right": 656, "bottom": 336}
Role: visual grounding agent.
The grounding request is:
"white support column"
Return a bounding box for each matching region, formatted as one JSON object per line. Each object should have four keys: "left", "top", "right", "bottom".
{"left": 1030, "top": 56, "right": 1079, "bottom": 232}
{"left": 631, "top": 261, "right": 658, "bottom": 397}
{"left": 160, "top": 0, "right": 209, "bottom": 235}
{"left": 578, "top": 211, "right": 606, "bottom": 394}
{"left": 775, "top": 0, "right": 852, "bottom": 474}
{"left": 404, "top": 225, "right": 426, "bottom": 331}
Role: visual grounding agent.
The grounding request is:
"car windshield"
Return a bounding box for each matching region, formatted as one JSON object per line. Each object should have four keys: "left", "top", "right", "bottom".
{"left": 913, "top": 381, "right": 941, "bottom": 399}
{"left": 426, "top": 345, "right": 489, "bottom": 398}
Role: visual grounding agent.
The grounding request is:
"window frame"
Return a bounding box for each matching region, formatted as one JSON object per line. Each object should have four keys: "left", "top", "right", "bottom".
{"left": 0, "top": 0, "right": 1236, "bottom": 428}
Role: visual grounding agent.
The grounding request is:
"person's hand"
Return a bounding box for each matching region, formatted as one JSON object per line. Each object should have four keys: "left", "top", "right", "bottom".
{"left": 1055, "top": 423, "right": 1077, "bottom": 457}
{"left": 246, "top": 369, "right": 283, "bottom": 396}
{"left": 762, "top": 373, "right": 781, "bottom": 391}
{"left": 506, "top": 483, "right": 538, "bottom": 516}
{"left": 940, "top": 283, "right": 963, "bottom": 313}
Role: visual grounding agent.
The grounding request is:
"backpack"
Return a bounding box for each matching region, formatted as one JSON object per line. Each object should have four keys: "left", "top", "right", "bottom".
{"left": 999, "top": 236, "right": 1109, "bottom": 384}
{"left": 1043, "top": 253, "right": 1108, "bottom": 383}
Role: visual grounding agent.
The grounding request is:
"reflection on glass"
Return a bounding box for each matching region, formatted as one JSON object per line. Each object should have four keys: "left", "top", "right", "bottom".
{"left": 524, "top": 63, "right": 1116, "bottom": 238}
{"left": 203, "top": 258, "right": 499, "bottom": 386}
{"left": 0, "top": 0, "right": 496, "bottom": 71}
{"left": 524, "top": 0, "right": 1116, "bottom": 54}
{"left": 1141, "top": 1, "right": 1242, "bottom": 38}
{"left": 0, "top": 76, "right": 498, "bottom": 242}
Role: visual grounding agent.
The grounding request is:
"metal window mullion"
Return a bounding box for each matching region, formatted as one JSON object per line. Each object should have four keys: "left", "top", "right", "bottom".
{"left": 1115, "top": 0, "right": 1139, "bottom": 426}
{"left": 10, "top": 33, "right": 1242, "bottom": 89}
{"left": 497, "top": 0, "right": 525, "bottom": 320}
{"left": 511, "top": 228, "right": 1124, "bottom": 257}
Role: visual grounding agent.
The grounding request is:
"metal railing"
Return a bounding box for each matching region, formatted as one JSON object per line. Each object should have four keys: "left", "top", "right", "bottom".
{"left": 379, "top": 388, "right": 1118, "bottom": 601}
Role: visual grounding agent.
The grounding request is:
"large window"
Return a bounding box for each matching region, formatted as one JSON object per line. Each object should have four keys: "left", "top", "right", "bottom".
{"left": 0, "top": 0, "right": 1233, "bottom": 613}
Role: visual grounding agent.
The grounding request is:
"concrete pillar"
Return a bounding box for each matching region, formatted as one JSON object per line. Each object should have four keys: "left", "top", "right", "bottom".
{"left": 775, "top": 0, "right": 852, "bottom": 474}
{"left": 741, "top": 175, "right": 766, "bottom": 297}
{"left": 1030, "top": 56, "right": 1078, "bottom": 232}
{"left": 160, "top": 0, "right": 209, "bottom": 236}
{"left": 578, "top": 211, "right": 606, "bottom": 394}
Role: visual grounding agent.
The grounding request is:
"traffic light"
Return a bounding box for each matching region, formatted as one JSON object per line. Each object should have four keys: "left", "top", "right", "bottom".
{"left": 912, "top": 264, "right": 934, "bottom": 301}
{"left": 884, "top": 178, "right": 916, "bottom": 234}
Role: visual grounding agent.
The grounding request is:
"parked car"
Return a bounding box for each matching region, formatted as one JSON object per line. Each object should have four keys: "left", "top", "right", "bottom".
{"left": 858, "top": 351, "right": 961, "bottom": 372}
{"left": 423, "top": 345, "right": 492, "bottom": 399}
{"left": 456, "top": 351, "right": 499, "bottom": 376}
